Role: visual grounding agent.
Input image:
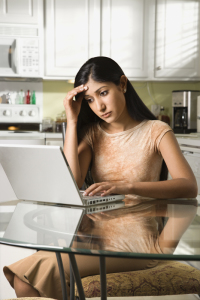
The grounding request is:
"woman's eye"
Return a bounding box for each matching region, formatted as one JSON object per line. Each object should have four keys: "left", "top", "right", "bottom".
{"left": 85, "top": 98, "right": 93, "bottom": 103}
{"left": 100, "top": 90, "right": 108, "bottom": 96}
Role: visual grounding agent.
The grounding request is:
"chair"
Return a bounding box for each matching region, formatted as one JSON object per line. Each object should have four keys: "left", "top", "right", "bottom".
{"left": 4, "top": 298, "right": 56, "bottom": 300}
{"left": 75, "top": 260, "right": 200, "bottom": 298}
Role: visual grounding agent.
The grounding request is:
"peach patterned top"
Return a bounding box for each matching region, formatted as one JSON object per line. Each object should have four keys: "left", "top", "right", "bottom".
{"left": 80, "top": 120, "right": 173, "bottom": 254}
{"left": 81, "top": 120, "right": 172, "bottom": 187}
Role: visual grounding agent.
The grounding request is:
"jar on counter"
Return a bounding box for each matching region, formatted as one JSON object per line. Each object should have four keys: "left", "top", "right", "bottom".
{"left": 42, "top": 117, "right": 54, "bottom": 132}
{"left": 55, "top": 113, "right": 62, "bottom": 133}
{"left": 55, "top": 111, "right": 67, "bottom": 132}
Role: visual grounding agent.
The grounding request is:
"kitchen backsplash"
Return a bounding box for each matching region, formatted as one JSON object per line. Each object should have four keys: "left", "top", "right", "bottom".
{"left": 43, "top": 80, "right": 200, "bottom": 126}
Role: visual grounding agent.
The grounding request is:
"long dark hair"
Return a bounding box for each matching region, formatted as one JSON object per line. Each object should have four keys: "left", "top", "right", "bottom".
{"left": 74, "top": 56, "right": 168, "bottom": 186}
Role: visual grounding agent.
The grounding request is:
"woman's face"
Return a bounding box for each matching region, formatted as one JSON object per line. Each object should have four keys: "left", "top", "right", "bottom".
{"left": 83, "top": 75, "right": 128, "bottom": 124}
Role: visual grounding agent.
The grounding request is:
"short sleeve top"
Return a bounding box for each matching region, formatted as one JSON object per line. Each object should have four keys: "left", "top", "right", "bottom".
{"left": 81, "top": 120, "right": 172, "bottom": 187}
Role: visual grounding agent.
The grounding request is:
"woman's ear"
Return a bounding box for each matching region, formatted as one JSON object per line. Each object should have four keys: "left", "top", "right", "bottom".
{"left": 120, "top": 75, "right": 127, "bottom": 93}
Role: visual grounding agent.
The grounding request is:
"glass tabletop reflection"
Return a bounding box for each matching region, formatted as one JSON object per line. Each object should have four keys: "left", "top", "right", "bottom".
{"left": 0, "top": 198, "right": 199, "bottom": 260}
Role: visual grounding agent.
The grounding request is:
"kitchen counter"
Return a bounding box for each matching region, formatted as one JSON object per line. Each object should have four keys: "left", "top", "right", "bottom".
{"left": 0, "top": 131, "right": 62, "bottom": 139}
{"left": 175, "top": 133, "right": 200, "bottom": 147}
{"left": 45, "top": 132, "right": 62, "bottom": 138}
{"left": 0, "top": 131, "right": 63, "bottom": 147}
{"left": 0, "top": 131, "right": 45, "bottom": 138}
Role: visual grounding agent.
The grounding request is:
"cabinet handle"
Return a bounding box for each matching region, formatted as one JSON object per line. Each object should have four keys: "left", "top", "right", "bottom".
{"left": 182, "top": 151, "right": 194, "bottom": 155}
{"left": 156, "top": 66, "right": 162, "bottom": 70}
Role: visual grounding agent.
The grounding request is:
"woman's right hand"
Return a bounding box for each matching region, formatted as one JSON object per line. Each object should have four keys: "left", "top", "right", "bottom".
{"left": 63, "top": 85, "right": 88, "bottom": 123}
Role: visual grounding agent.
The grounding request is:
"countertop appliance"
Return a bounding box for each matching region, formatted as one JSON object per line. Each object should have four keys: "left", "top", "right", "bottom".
{"left": 172, "top": 90, "right": 200, "bottom": 134}
{"left": 0, "top": 37, "right": 41, "bottom": 77}
{"left": 0, "top": 81, "right": 42, "bottom": 126}
{"left": 0, "top": 81, "right": 44, "bottom": 144}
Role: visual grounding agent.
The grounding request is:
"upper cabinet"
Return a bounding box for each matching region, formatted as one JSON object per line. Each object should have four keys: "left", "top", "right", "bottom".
{"left": 2, "top": 0, "right": 199, "bottom": 80}
{"left": 45, "top": 0, "right": 101, "bottom": 78}
{"left": 155, "top": 0, "right": 200, "bottom": 79}
{"left": 0, "top": 0, "right": 42, "bottom": 25}
{"left": 101, "top": 0, "right": 152, "bottom": 79}
{"left": 44, "top": 0, "right": 153, "bottom": 79}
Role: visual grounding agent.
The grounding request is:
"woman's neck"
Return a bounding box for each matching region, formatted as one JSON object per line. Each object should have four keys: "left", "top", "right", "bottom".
{"left": 101, "top": 117, "right": 142, "bottom": 134}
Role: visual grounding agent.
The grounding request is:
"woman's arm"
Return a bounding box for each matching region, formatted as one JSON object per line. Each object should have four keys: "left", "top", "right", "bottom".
{"left": 84, "top": 131, "right": 198, "bottom": 198}
{"left": 63, "top": 85, "right": 92, "bottom": 188}
{"left": 63, "top": 122, "right": 92, "bottom": 188}
{"left": 128, "top": 131, "right": 198, "bottom": 199}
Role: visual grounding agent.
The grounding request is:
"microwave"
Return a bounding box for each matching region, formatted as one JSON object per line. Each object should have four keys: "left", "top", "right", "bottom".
{"left": 0, "top": 37, "right": 41, "bottom": 77}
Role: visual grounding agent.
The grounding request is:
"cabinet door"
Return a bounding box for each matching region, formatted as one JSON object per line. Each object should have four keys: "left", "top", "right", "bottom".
{"left": 101, "top": 0, "right": 153, "bottom": 79}
{"left": 46, "top": 138, "right": 63, "bottom": 147}
{"left": 155, "top": 0, "right": 200, "bottom": 79}
{"left": 0, "top": 0, "right": 41, "bottom": 25}
{"left": 45, "top": 0, "right": 101, "bottom": 77}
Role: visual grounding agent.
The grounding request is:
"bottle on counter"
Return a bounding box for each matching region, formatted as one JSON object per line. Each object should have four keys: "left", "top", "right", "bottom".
{"left": 19, "top": 89, "right": 24, "bottom": 104}
{"left": 25, "top": 90, "right": 31, "bottom": 104}
{"left": 15, "top": 92, "right": 20, "bottom": 104}
{"left": 31, "top": 90, "right": 36, "bottom": 104}
{"left": 158, "top": 106, "right": 170, "bottom": 125}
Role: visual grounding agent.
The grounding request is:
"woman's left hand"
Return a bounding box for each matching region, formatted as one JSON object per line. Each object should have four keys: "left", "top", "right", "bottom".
{"left": 83, "top": 181, "right": 131, "bottom": 196}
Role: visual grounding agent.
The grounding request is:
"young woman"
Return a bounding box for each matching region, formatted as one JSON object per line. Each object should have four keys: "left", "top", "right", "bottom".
{"left": 4, "top": 57, "right": 197, "bottom": 299}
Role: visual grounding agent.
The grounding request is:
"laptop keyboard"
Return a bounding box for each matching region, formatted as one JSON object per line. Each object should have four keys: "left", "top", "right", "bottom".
{"left": 80, "top": 191, "right": 103, "bottom": 200}
{"left": 82, "top": 195, "right": 103, "bottom": 200}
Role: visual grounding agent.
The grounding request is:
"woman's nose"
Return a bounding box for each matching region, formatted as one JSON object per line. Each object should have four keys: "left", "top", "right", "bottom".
{"left": 96, "top": 99, "right": 106, "bottom": 111}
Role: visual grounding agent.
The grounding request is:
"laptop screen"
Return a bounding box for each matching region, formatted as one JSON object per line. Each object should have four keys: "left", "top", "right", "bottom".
{"left": 0, "top": 144, "right": 83, "bottom": 206}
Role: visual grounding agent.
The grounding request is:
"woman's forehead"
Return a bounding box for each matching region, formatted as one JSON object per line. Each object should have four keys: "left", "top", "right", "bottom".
{"left": 85, "top": 78, "right": 114, "bottom": 91}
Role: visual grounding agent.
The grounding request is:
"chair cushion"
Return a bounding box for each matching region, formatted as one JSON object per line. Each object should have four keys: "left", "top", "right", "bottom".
{"left": 75, "top": 260, "right": 200, "bottom": 297}
{"left": 4, "top": 298, "right": 56, "bottom": 300}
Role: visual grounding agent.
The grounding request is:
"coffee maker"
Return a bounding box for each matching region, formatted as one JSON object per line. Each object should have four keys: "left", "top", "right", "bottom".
{"left": 172, "top": 90, "right": 200, "bottom": 134}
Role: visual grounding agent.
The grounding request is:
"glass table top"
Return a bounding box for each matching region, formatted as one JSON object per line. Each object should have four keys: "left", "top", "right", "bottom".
{"left": 0, "top": 198, "right": 200, "bottom": 260}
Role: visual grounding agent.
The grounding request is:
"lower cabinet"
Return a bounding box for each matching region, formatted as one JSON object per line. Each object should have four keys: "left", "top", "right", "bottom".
{"left": 45, "top": 138, "right": 63, "bottom": 147}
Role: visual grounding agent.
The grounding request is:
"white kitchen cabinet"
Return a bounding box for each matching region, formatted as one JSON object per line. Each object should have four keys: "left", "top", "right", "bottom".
{"left": 155, "top": 0, "right": 200, "bottom": 79}
{"left": 45, "top": 0, "right": 101, "bottom": 78}
{"left": 45, "top": 137, "right": 63, "bottom": 147}
{"left": 44, "top": 0, "right": 154, "bottom": 79}
{"left": 101, "top": 0, "right": 154, "bottom": 79}
{"left": 0, "top": 0, "right": 42, "bottom": 25}
{"left": 45, "top": 133, "right": 63, "bottom": 147}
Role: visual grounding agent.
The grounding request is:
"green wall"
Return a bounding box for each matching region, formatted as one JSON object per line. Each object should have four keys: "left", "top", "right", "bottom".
{"left": 43, "top": 80, "right": 200, "bottom": 125}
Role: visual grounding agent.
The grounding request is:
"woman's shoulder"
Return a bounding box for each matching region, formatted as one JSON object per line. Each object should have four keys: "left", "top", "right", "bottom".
{"left": 145, "top": 119, "right": 172, "bottom": 132}
{"left": 145, "top": 120, "right": 173, "bottom": 149}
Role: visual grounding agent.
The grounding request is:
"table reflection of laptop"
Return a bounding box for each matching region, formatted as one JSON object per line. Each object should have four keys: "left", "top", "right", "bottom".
{"left": 0, "top": 144, "right": 125, "bottom": 206}
{"left": 3, "top": 201, "right": 125, "bottom": 247}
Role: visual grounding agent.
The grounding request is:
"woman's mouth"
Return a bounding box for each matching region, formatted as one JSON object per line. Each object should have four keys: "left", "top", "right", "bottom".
{"left": 101, "top": 112, "right": 112, "bottom": 118}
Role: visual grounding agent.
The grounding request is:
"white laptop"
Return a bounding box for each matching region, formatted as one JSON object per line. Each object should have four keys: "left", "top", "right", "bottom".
{"left": 0, "top": 144, "right": 125, "bottom": 206}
